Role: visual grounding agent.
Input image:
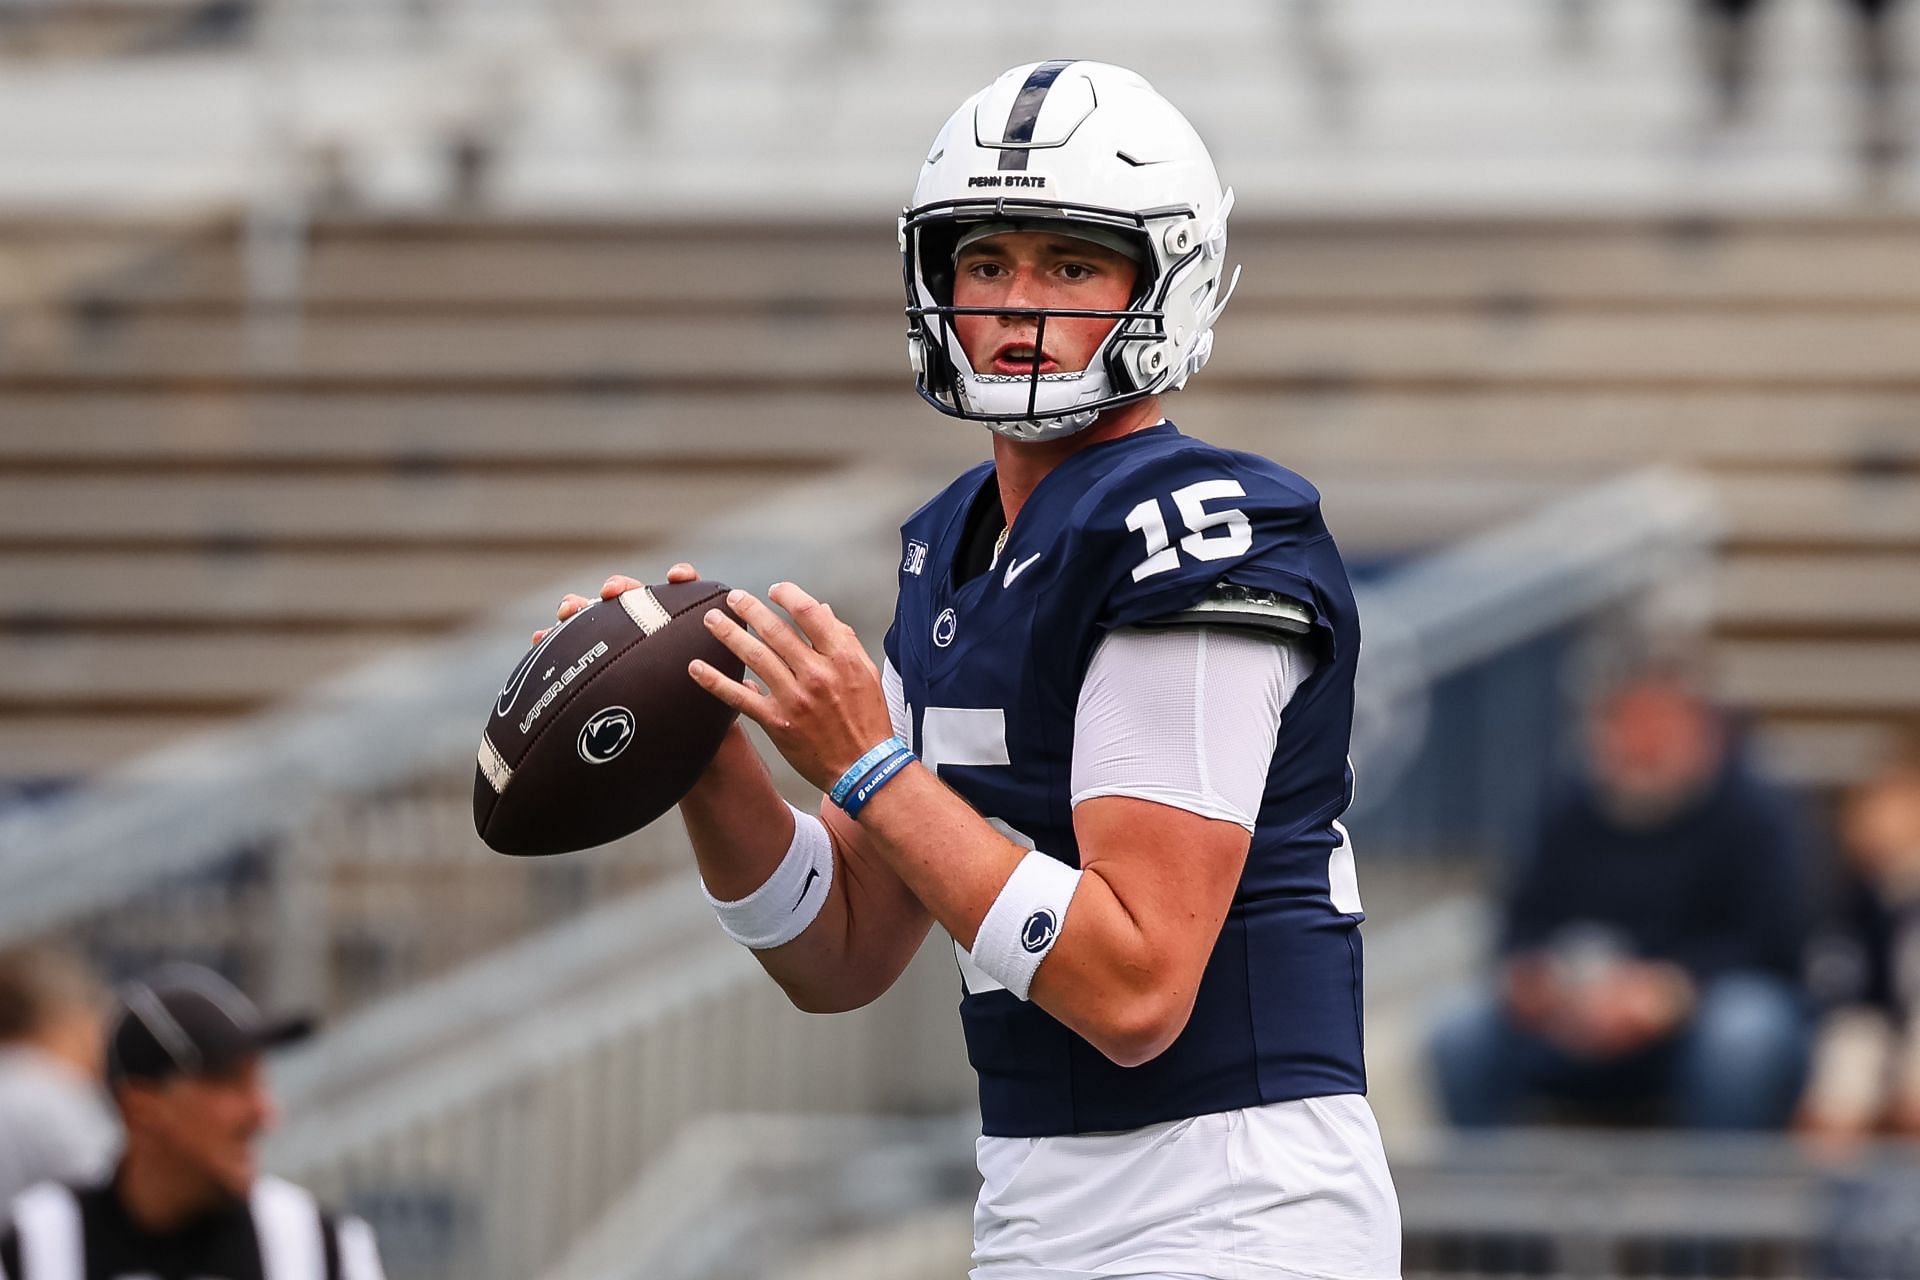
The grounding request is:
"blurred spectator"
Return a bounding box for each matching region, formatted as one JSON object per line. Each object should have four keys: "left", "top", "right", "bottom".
{"left": 0, "top": 946, "right": 118, "bottom": 1217}
{"left": 0, "top": 964, "right": 383, "bottom": 1280}
{"left": 1800, "top": 742, "right": 1920, "bottom": 1144}
{"left": 1430, "top": 662, "right": 1812, "bottom": 1130}
{"left": 1700, "top": 0, "right": 1907, "bottom": 171}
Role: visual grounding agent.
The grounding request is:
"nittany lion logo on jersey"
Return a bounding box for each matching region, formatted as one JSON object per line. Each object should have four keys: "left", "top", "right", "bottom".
{"left": 933, "top": 607, "right": 958, "bottom": 648}
{"left": 578, "top": 706, "right": 636, "bottom": 764}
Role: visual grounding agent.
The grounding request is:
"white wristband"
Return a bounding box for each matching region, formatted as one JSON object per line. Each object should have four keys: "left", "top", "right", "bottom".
{"left": 701, "top": 803, "right": 834, "bottom": 950}
{"left": 969, "top": 850, "right": 1083, "bottom": 1001}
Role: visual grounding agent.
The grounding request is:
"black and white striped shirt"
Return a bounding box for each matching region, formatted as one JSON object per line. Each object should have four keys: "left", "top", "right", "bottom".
{"left": 0, "top": 1176, "right": 381, "bottom": 1280}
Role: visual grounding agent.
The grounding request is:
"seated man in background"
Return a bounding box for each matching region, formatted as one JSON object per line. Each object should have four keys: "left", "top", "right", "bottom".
{"left": 1800, "top": 741, "right": 1920, "bottom": 1144}
{"left": 0, "top": 946, "right": 118, "bottom": 1218}
{"left": 1430, "top": 659, "right": 1812, "bottom": 1130}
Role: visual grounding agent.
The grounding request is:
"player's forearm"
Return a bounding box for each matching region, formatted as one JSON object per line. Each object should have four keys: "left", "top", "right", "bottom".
{"left": 770, "top": 806, "right": 935, "bottom": 1012}
{"left": 851, "top": 764, "right": 1025, "bottom": 946}
{"left": 679, "top": 726, "right": 929, "bottom": 1010}
{"left": 855, "top": 767, "right": 1187, "bottom": 1063}
{"left": 677, "top": 724, "right": 797, "bottom": 899}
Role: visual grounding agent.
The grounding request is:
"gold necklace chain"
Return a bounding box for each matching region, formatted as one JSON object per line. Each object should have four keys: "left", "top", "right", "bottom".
{"left": 993, "top": 525, "right": 1010, "bottom": 561}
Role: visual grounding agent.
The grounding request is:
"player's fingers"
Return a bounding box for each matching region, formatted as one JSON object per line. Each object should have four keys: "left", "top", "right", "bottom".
{"left": 703, "top": 604, "right": 800, "bottom": 698}
{"left": 688, "top": 659, "right": 782, "bottom": 728}
{"left": 600, "top": 574, "right": 644, "bottom": 600}
{"left": 768, "top": 582, "right": 850, "bottom": 653}
{"left": 721, "top": 588, "right": 819, "bottom": 673}
{"left": 556, "top": 592, "right": 593, "bottom": 622}
{"left": 666, "top": 563, "right": 700, "bottom": 583}
{"left": 531, "top": 627, "right": 548, "bottom": 644}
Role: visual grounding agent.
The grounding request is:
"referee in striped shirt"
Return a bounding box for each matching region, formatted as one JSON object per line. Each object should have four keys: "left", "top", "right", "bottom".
{"left": 0, "top": 965, "right": 382, "bottom": 1280}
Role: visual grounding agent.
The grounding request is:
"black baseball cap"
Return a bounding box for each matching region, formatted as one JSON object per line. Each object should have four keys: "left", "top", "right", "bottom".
{"left": 106, "top": 965, "right": 313, "bottom": 1086}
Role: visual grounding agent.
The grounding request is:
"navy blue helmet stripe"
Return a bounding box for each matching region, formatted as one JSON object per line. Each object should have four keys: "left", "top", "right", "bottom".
{"left": 997, "top": 59, "right": 1075, "bottom": 171}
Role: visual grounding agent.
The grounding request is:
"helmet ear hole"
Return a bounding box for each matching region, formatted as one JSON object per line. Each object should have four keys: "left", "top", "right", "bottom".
{"left": 1126, "top": 341, "right": 1168, "bottom": 385}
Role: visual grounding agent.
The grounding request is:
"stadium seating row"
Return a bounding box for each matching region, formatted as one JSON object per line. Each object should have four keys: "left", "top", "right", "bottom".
{"left": 1, "top": 213, "right": 1915, "bottom": 791}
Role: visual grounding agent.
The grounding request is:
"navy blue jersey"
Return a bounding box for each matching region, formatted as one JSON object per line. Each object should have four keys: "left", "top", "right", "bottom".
{"left": 883, "top": 421, "right": 1368, "bottom": 1138}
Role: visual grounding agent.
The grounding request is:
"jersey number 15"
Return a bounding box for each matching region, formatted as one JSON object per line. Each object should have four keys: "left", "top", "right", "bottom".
{"left": 1125, "top": 479, "right": 1252, "bottom": 583}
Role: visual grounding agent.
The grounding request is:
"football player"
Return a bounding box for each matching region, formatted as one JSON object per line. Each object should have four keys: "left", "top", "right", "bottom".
{"left": 553, "top": 61, "right": 1400, "bottom": 1280}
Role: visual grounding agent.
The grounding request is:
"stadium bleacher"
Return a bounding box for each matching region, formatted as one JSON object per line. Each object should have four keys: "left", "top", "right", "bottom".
{"left": 4, "top": 213, "right": 1916, "bottom": 793}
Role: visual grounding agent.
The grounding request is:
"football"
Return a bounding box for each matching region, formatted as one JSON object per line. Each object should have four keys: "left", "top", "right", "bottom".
{"left": 473, "top": 580, "right": 744, "bottom": 856}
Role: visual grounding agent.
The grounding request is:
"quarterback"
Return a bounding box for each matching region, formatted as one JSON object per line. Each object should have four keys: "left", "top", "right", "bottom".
{"left": 555, "top": 61, "right": 1400, "bottom": 1280}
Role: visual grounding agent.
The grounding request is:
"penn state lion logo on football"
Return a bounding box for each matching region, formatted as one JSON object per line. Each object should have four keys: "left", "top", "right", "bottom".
{"left": 577, "top": 706, "right": 636, "bottom": 765}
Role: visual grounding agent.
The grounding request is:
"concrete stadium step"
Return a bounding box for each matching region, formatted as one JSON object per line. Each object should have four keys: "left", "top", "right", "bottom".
{"left": 0, "top": 469, "right": 821, "bottom": 549}
{"left": 1715, "top": 553, "right": 1920, "bottom": 634}
{"left": 1243, "top": 391, "right": 1920, "bottom": 473}
{"left": 0, "top": 712, "right": 231, "bottom": 780}
{"left": 2, "top": 389, "right": 1914, "bottom": 474}
{"left": 0, "top": 219, "right": 204, "bottom": 311}
{"left": 17, "top": 309, "right": 1920, "bottom": 385}
{"left": 0, "top": 630, "right": 415, "bottom": 712}
{"left": 0, "top": 549, "right": 588, "bottom": 627}
{"left": 0, "top": 391, "right": 951, "bottom": 468}
{"left": 74, "top": 218, "right": 1920, "bottom": 311}
{"left": 1718, "top": 640, "right": 1920, "bottom": 715}
{"left": 1292, "top": 469, "right": 1578, "bottom": 559}
{"left": 1717, "top": 473, "right": 1920, "bottom": 552}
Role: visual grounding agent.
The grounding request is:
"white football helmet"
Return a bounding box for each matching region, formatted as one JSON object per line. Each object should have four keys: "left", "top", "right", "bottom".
{"left": 902, "top": 61, "right": 1239, "bottom": 442}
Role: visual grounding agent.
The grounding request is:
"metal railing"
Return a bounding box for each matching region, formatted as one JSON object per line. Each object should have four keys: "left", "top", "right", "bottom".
{"left": 263, "top": 880, "right": 975, "bottom": 1280}
{"left": 546, "top": 1123, "right": 1920, "bottom": 1280}
{"left": 543, "top": 1113, "right": 980, "bottom": 1280}
{"left": 1394, "top": 1128, "right": 1920, "bottom": 1280}
{"left": 0, "top": 464, "right": 923, "bottom": 1016}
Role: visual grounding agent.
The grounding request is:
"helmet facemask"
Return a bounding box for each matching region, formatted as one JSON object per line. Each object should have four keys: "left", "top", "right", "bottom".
{"left": 902, "top": 198, "right": 1221, "bottom": 444}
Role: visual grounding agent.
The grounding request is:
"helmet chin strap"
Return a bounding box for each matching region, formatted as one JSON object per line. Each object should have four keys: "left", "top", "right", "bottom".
{"left": 942, "top": 309, "right": 1126, "bottom": 442}
{"left": 955, "top": 367, "right": 1113, "bottom": 441}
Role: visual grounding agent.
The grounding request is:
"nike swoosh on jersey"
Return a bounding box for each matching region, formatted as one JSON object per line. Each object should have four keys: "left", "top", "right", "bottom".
{"left": 1003, "top": 553, "right": 1043, "bottom": 587}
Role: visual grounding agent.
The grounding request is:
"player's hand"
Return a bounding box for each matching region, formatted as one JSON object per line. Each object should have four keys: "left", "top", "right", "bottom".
{"left": 532, "top": 563, "right": 701, "bottom": 644}
{"left": 688, "top": 581, "right": 895, "bottom": 796}
{"left": 1500, "top": 956, "right": 1563, "bottom": 1032}
{"left": 1556, "top": 965, "right": 1690, "bottom": 1059}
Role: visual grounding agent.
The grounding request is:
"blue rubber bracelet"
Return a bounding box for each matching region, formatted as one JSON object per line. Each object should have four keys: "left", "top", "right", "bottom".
{"left": 829, "top": 736, "right": 909, "bottom": 807}
{"left": 841, "top": 749, "right": 915, "bottom": 821}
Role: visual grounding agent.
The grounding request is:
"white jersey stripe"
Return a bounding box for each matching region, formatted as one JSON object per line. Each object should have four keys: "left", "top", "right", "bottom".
{"left": 10, "top": 1185, "right": 83, "bottom": 1280}
{"left": 251, "top": 1176, "right": 325, "bottom": 1280}
{"left": 335, "top": 1217, "right": 387, "bottom": 1280}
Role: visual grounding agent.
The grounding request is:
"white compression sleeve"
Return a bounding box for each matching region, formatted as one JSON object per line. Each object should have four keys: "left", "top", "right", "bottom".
{"left": 1070, "top": 626, "right": 1313, "bottom": 831}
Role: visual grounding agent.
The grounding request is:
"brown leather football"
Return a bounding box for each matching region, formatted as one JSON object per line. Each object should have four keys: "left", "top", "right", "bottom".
{"left": 473, "top": 580, "right": 743, "bottom": 856}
